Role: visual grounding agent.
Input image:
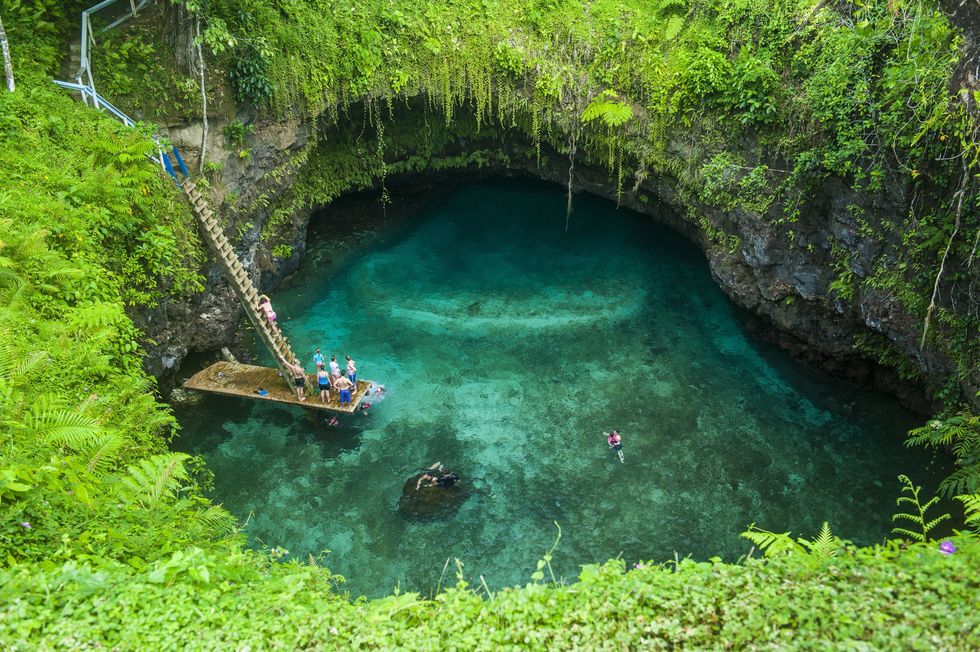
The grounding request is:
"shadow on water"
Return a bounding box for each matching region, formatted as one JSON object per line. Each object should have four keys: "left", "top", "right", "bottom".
{"left": 172, "top": 178, "right": 951, "bottom": 598}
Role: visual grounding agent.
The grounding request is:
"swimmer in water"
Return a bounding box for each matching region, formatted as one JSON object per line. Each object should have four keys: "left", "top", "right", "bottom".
{"left": 605, "top": 430, "right": 624, "bottom": 463}
{"left": 328, "top": 416, "right": 339, "bottom": 427}
{"left": 415, "top": 462, "right": 459, "bottom": 490}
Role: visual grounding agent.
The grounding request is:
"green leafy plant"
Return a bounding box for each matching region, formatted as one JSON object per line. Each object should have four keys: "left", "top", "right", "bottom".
{"left": 530, "top": 521, "right": 562, "bottom": 584}
{"left": 223, "top": 120, "right": 255, "bottom": 147}
{"left": 229, "top": 47, "right": 274, "bottom": 107}
{"left": 958, "top": 494, "right": 980, "bottom": 531}
{"left": 891, "top": 474, "right": 950, "bottom": 542}
{"left": 581, "top": 90, "right": 633, "bottom": 129}
{"left": 117, "top": 453, "right": 192, "bottom": 507}
{"left": 906, "top": 413, "right": 980, "bottom": 496}
{"left": 741, "top": 521, "right": 843, "bottom": 558}
{"left": 270, "top": 243, "right": 293, "bottom": 259}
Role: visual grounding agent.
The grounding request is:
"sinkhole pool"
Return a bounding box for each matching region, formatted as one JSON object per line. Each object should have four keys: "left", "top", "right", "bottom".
{"left": 173, "top": 179, "right": 948, "bottom": 598}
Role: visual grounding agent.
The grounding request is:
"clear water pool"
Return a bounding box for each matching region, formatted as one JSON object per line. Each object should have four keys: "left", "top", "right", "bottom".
{"left": 173, "top": 179, "right": 948, "bottom": 598}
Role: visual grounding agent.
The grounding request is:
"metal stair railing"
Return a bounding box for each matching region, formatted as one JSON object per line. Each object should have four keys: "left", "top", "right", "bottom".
{"left": 74, "top": 0, "right": 153, "bottom": 107}
{"left": 51, "top": 80, "right": 166, "bottom": 169}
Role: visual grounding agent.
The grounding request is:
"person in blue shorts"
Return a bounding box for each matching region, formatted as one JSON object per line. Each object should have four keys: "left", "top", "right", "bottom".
{"left": 346, "top": 355, "right": 357, "bottom": 385}
{"left": 333, "top": 369, "right": 354, "bottom": 405}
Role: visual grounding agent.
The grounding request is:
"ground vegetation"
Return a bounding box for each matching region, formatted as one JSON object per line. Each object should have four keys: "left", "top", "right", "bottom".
{"left": 0, "top": 0, "right": 977, "bottom": 647}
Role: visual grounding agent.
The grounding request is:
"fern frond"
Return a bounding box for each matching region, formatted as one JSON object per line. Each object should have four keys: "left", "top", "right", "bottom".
{"left": 581, "top": 90, "right": 634, "bottom": 129}
{"left": 0, "top": 343, "right": 48, "bottom": 382}
{"left": 891, "top": 474, "right": 950, "bottom": 542}
{"left": 82, "top": 432, "right": 127, "bottom": 475}
{"left": 921, "top": 496, "right": 941, "bottom": 511}
{"left": 957, "top": 494, "right": 980, "bottom": 530}
{"left": 891, "top": 527, "right": 925, "bottom": 542}
{"left": 740, "top": 525, "right": 797, "bottom": 558}
{"left": 119, "top": 453, "right": 191, "bottom": 506}
{"left": 799, "top": 522, "right": 840, "bottom": 558}
{"left": 32, "top": 410, "right": 102, "bottom": 448}
{"left": 938, "top": 463, "right": 980, "bottom": 496}
{"left": 922, "top": 513, "right": 951, "bottom": 535}
{"left": 190, "top": 505, "right": 237, "bottom": 537}
{"left": 951, "top": 433, "right": 980, "bottom": 459}
{"left": 663, "top": 15, "right": 685, "bottom": 40}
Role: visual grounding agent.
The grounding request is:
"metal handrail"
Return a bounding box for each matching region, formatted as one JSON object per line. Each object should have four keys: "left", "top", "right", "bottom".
{"left": 52, "top": 79, "right": 166, "bottom": 169}
{"left": 76, "top": 0, "right": 152, "bottom": 107}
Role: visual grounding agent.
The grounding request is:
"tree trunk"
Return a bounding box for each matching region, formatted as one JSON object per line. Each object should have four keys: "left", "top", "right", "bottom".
{"left": 195, "top": 15, "right": 208, "bottom": 173}
{"left": 165, "top": 1, "right": 198, "bottom": 78}
{"left": 0, "top": 12, "right": 14, "bottom": 92}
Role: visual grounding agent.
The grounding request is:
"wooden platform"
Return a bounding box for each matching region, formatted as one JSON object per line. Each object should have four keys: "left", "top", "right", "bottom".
{"left": 183, "top": 361, "right": 373, "bottom": 413}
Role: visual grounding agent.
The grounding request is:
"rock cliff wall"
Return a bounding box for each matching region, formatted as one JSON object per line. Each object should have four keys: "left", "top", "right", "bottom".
{"left": 144, "top": 98, "right": 975, "bottom": 411}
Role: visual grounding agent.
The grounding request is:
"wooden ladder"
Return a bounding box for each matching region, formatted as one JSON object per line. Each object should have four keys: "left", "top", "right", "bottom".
{"left": 181, "top": 179, "right": 301, "bottom": 391}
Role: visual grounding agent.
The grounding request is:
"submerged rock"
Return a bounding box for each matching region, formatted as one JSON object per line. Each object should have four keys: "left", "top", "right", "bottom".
{"left": 398, "top": 471, "right": 467, "bottom": 520}
{"left": 169, "top": 387, "right": 202, "bottom": 406}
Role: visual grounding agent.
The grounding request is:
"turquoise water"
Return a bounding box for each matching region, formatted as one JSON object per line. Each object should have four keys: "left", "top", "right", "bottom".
{"left": 173, "top": 179, "right": 948, "bottom": 598}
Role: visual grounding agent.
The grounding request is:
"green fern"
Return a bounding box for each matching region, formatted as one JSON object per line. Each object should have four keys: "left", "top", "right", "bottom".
{"left": 581, "top": 90, "right": 634, "bottom": 129}
{"left": 663, "top": 15, "right": 685, "bottom": 40}
{"left": 189, "top": 505, "right": 238, "bottom": 538}
{"left": 957, "top": 494, "right": 980, "bottom": 531}
{"left": 0, "top": 343, "right": 47, "bottom": 382}
{"left": 118, "top": 453, "right": 191, "bottom": 506}
{"left": 740, "top": 524, "right": 797, "bottom": 558}
{"left": 891, "top": 474, "right": 951, "bottom": 542}
{"left": 30, "top": 408, "right": 102, "bottom": 449}
{"left": 83, "top": 432, "right": 127, "bottom": 475}
{"left": 906, "top": 414, "right": 980, "bottom": 496}
{"left": 907, "top": 416, "right": 972, "bottom": 448}
{"left": 742, "top": 522, "right": 843, "bottom": 558}
{"left": 798, "top": 522, "right": 841, "bottom": 558}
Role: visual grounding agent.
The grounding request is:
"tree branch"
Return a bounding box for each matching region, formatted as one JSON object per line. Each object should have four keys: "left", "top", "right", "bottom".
{"left": 920, "top": 162, "right": 968, "bottom": 350}
{"left": 195, "top": 14, "right": 208, "bottom": 174}
{"left": 0, "top": 12, "right": 14, "bottom": 92}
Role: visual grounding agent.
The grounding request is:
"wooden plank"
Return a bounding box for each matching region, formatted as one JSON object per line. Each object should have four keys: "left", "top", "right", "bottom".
{"left": 183, "top": 361, "right": 373, "bottom": 414}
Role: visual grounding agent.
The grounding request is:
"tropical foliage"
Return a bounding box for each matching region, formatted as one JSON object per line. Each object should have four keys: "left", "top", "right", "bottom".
{"left": 152, "top": 0, "right": 978, "bottom": 397}
{"left": 1, "top": 535, "right": 978, "bottom": 649}
{"left": 0, "top": 0, "right": 977, "bottom": 648}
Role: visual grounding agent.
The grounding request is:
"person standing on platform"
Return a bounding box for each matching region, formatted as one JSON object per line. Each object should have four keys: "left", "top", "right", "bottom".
{"left": 329, "top": 355, "right": 341, "bottom": 379}
{"left": 346, "top": 355, "right": 357, "bottom": 386}
{"left": 316, "top": 366, "right": 331, "bottom": 404}
{"left": 312, "top": 348, "right": 325, "bottom": 371}
{"left": 281, "top": 359, "right": 308, "bottom": 402}
{"left": 333, "top": 369, "right": 354, "bottom": 405}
